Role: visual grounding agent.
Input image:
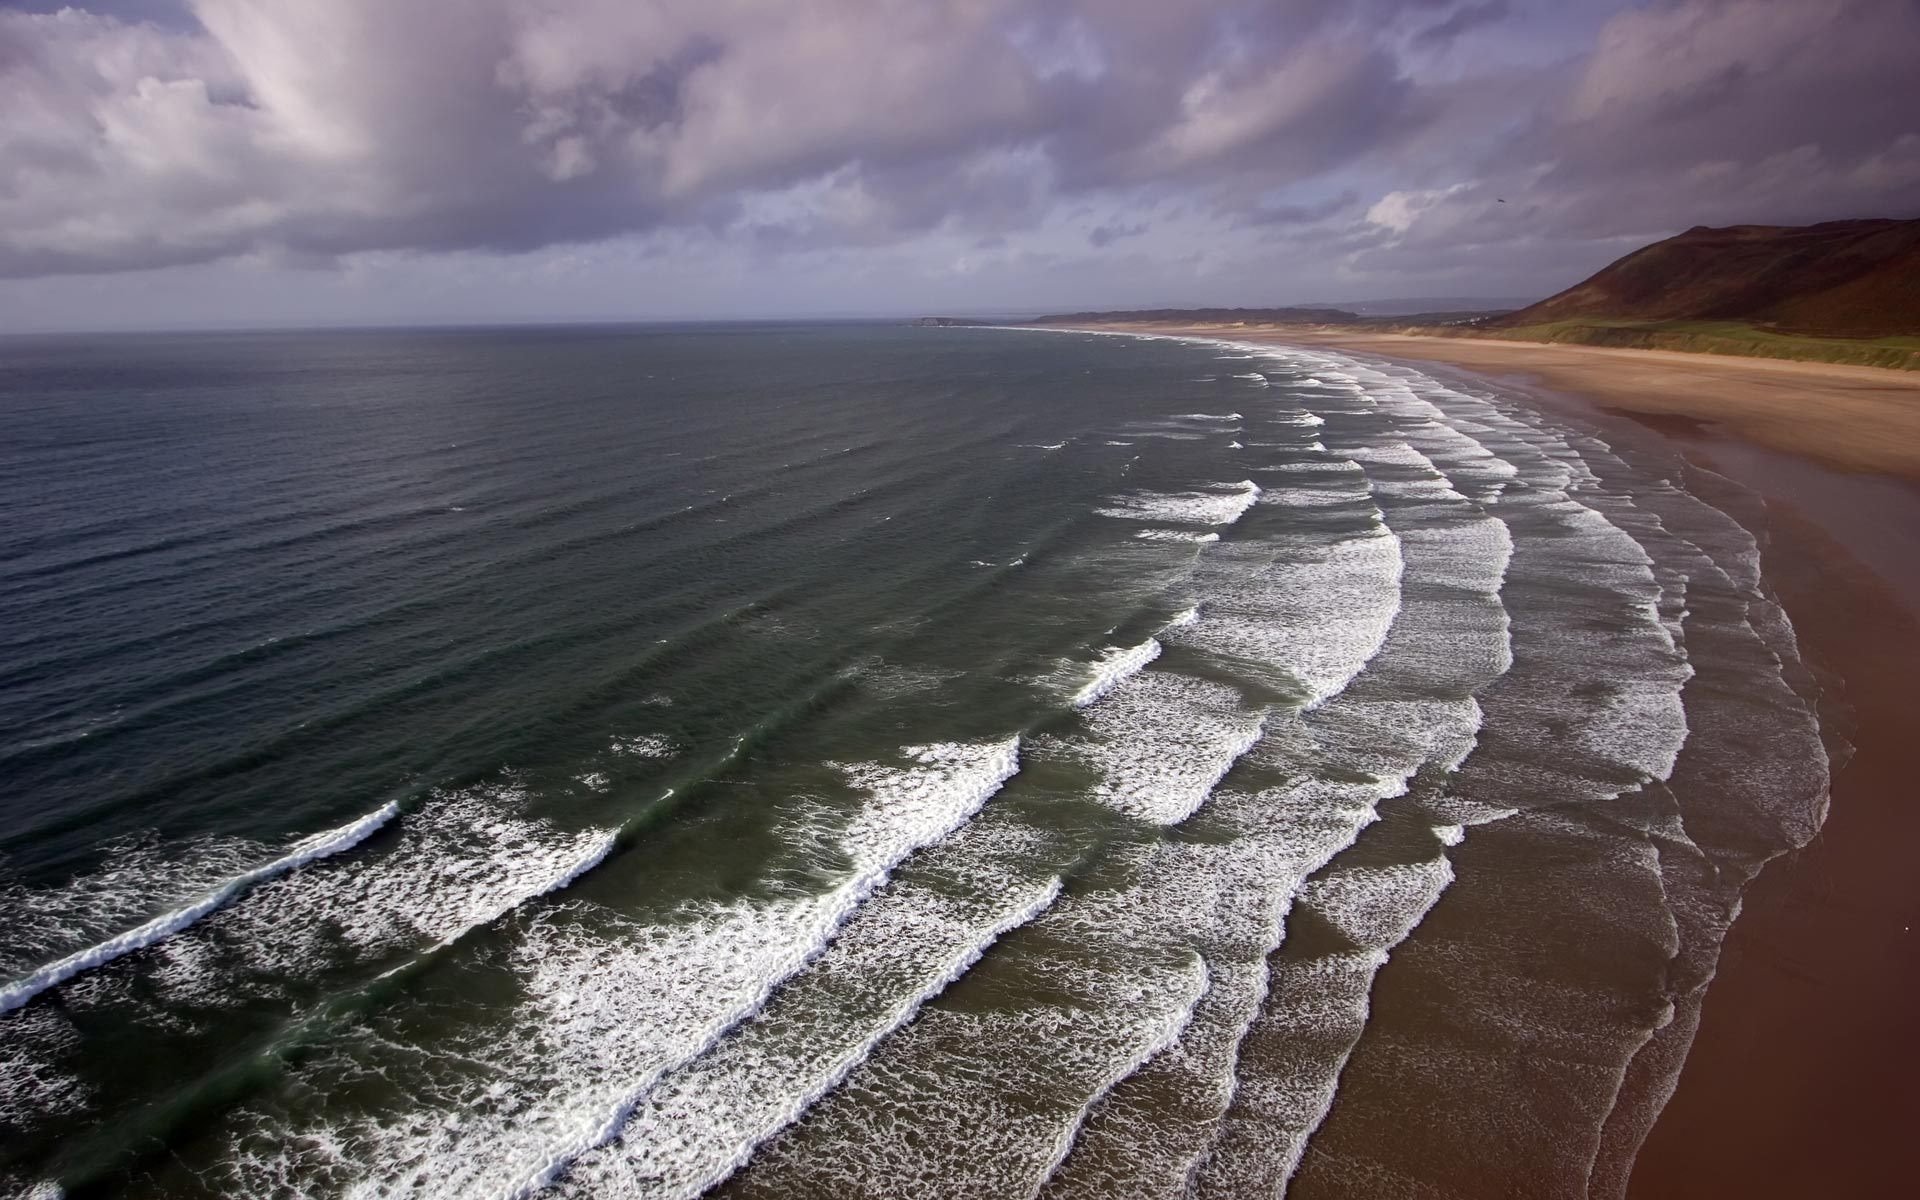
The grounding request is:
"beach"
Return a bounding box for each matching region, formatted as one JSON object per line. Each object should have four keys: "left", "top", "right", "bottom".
{"left": 1063, "top": 323, "right": 1920, "bottom": 1196}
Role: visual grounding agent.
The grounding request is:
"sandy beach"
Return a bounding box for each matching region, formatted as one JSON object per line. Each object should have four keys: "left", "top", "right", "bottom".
{"left": 1064, "top": 324, "right": 1920, "bottom": 1196}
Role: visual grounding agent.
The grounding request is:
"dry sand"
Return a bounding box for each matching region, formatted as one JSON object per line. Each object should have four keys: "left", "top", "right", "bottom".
{"left": 1041, "top": 323, "right": 1920, "bottom": 1197}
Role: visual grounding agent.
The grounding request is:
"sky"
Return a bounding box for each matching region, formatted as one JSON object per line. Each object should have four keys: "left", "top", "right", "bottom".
{"left": 1, "top": 0, "right": 1917, "bottom": 331}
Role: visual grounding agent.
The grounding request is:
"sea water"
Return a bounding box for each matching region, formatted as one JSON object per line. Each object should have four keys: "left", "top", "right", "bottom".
{"left": 0, "top": 324, "right": 1830, "bottom": 1198}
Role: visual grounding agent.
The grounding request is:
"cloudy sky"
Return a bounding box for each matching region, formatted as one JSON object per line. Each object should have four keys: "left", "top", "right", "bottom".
{"left": 2, "top": 0, "right": 1916, "bottom": 330}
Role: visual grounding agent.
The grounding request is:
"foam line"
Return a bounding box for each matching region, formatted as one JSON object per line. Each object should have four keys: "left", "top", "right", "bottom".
{"left": 1029, "top": 953, "right": 1209, "bottom": 1194}
{"left": 1071, "top": 639, "right": 1163, "bottom": 708}
{"left": 1132, "top": 529, "right": 1219, "bottom": 543}
{"left": 555, "top": 874, "right": 1065, "bottom": 1199}
{"left": 194, "top": 741, "right": 1026, "bottom": 1200}
{"left": 491, "top": 739, "right": 1024, "bottom": 1200}
{"left": 0, "top": 801, "right": 399, "bottom": 1014}
{"left": 1096, "top": 480, "right": 1261, "bottom": 527}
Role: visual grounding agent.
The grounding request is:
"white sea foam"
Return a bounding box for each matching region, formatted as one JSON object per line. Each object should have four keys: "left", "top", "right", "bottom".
{"left": 1132, "top": 529, "right": 1219, "bottom": 543}
{"left": 725, "top": 870, "right": 1213, "bottom": 1200}
{"left": 1037, "top": 764, "right": 1397, "bottom": 1200}
{"left": 0, "top": 1003, "right": 92, "bottom": 1129}
{"left": 1023, "top": 332, "right": 1773, "bottom": 1195}
{"left": 1123, "top": 430, "right": 1511, "bottom": 1197}
{"left": 1196, "top": 847, "right": 1459, "bottom": 1199}
{"left": 0, "top": 801, "right": 399, "bottom": 1014}
{"left": 1096, "top": 480, "right": 1261, "bottom": 527}
{"left": 610, "top": 734, "right": 679, "bottom": 759}
{"left": 553, "top": 872, "right": 1066, "bottom": 1200}
{"left": 1070, "top": 639, "right": 1163, "bottom": 708}
{"left": 1197, "top": 350, "right": 1715, "bottom": 1199}
{"left": 1173, "top": 525, "right": 1404, "bottom": 707}
{"left": 0, "top": 835, "right": 261, "bottom": 978}
{"left": 199, "top": 740, "right": 1024, "bottom": 1199}
{"left": 137, "top": 786, "right": 617, "bottom": 1007}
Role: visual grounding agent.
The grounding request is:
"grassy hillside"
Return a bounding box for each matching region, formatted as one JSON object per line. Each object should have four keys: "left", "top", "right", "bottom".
{"left": 1432, "top": 317, "right": 1920, "bottom": 370}
{"left": 1494, "top": 219, "right": 1920, "bottom": 338}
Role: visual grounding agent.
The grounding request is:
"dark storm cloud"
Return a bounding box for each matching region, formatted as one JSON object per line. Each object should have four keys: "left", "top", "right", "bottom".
{"left": 1, "top": 0, "right": 1917, "bottom": 283}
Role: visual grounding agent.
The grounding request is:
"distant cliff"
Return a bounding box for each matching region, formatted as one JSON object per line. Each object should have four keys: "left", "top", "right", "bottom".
{"left": 1494, "top": 218, "right": 1920, "bottom": 338}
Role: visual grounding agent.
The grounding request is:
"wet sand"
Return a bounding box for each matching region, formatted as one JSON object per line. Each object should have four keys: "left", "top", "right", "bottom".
{"left": 1045, "top": 323, "right": 1920, "bottom": 1196}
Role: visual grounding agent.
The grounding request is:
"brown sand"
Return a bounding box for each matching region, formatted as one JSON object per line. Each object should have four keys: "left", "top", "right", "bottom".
{"left": 1047, "top": 323, "right": 1920, "bottom": 1195}
{"left": 1053, "top": 324, "right": 1920, "bottom": 480}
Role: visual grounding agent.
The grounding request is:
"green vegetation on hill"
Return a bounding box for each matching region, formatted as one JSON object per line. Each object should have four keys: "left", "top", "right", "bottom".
{"left": 1424, "top": 318, "right": 1920, "bottom": 370}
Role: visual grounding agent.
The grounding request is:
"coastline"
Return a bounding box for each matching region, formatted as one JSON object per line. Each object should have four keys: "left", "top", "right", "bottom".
{"left": 1050, "top": 322, "right": 1920, "bottom": 1195}
{"left": 1037, "top": 324, "right": 1920, "bottom": 481}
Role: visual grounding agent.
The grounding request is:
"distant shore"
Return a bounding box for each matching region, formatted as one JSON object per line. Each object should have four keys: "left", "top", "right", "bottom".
{"left": 1029, "top": 319, "right": 1920, "bottom": 1197}
{"left": 1029, "top": 323, "right": 1920, "bottom": 480}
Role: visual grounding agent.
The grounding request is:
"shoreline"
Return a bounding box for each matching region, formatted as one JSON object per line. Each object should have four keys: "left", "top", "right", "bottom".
{"left": 1056, "top": 322, "right": 1920, "bottom": 1196}
{"left": 1032, "top": 324, "right": 1920, "bottom": 482}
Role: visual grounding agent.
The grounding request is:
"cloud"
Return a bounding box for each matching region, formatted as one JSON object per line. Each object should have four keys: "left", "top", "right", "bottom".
{"left": 1337, "top": 0, "right": 1920, "bottom": 273}
{"left": 1088, "top": 221, "right": 1148, "bottom": 247}
{"left": 1413, "top": 0, "right": 1513, "bottom": 48}
{"left": 0, "top": 0, "right": 1915, "bottom": 309}
{"left": 0, "top": 0, "right": 1435, "bottom": 277}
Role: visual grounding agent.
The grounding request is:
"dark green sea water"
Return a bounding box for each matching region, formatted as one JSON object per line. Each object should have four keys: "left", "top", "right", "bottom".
{"left": 0, "top": 324, "right": 1832, "bottom": 1198}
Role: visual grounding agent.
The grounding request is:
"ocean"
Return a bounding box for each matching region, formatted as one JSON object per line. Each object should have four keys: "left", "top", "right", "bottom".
{"left": 0, "top": 323, "right": 1831, "bottom": 1198}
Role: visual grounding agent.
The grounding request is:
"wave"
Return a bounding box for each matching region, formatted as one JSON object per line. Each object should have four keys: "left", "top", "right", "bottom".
{"left": 1174, "top": 524, "right": 1404, "bottom": 708}
{"left": 1030, "top": 952, "right": 1210, "bottom": 1192}
{"left": 1070, "top": 638, "right": 1163, "bottom": 708}
{"left": 1061, "top": 407, "right": 1515, "bottom": 1195}
{"left": 725, "top": 881, "right": 1214, "bottom": 1199}
{"left": 14, "top": 323, "right": 1835, "bottom": 1198}
{"left": 554, "top": 870, "right": 1066, "bottom": 1199}
{"left": 0, "top": 801, "right": 399, "bottom": 1014}
{"left": 194, "top": 740, "right": 1025, "bottom": 1199}
{"left": 1070, "top": 671, "right": 1267, "bottom": 825}
{"left": 1220, "top": 355, "right": 1712, "bottom": 1198}
{"left": 1096, "top": 480, "right": 1261, "bottom": 527}
{"left": 1132, "top": 529, "right": 1220, "bottom": 543}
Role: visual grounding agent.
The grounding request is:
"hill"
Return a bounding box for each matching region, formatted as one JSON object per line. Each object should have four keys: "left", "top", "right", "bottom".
{"left": 1494, "top": 218, "right": 1920, "bottom": 338}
